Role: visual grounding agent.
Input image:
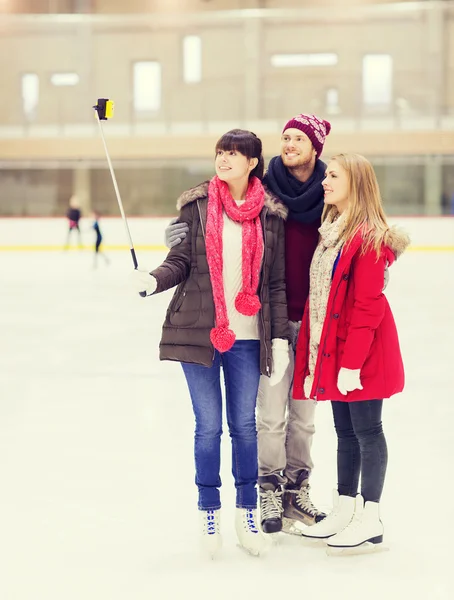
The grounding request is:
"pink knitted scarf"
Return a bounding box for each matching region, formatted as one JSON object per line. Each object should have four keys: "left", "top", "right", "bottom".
{"left": 206, "top": 175, "right": 265, "bottom": 352}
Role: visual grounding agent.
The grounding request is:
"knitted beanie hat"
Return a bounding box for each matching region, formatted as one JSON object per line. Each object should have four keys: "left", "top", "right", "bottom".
{"left": 282, "top": 114, "right": 332, "bottom": 157}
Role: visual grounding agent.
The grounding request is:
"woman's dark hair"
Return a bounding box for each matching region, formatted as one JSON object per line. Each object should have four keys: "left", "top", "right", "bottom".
{"left": 215, "top": 129, "right": 265, "bottom": 180}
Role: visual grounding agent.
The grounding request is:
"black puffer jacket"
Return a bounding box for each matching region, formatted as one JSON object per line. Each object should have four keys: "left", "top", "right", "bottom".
{"left": 151, "top": 181, "right": 289, "bottom": 376}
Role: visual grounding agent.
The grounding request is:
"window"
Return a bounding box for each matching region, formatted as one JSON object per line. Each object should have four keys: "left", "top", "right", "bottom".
{"left": 133, "top": 61, "right": 161, "bottom": 112}
{"left": 271, "top": 53, "right": 338, "bottom": 68}
{"left": 183, "top": 35, "right": 202, "bottom": 83}
{"left": 362, "top": 55, "right": 393, "bottom": 106}
{"left": 21, "top": 73, "right": 39, "bottom": 119}
{"left": 326, "top": 88, "right": 340, "bottom": 115}
{"left": 51, "top": 73, "right": 79, "bottom": 86}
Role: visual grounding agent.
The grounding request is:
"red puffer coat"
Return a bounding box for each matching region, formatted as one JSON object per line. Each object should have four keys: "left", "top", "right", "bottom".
{"left": 293, "top": 227, "right": 410, "bottom": 402}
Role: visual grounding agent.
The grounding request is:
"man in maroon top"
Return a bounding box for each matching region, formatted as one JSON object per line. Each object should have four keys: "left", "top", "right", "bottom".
{"left": 164, "top": 114, "right": 331, "bottom": 536}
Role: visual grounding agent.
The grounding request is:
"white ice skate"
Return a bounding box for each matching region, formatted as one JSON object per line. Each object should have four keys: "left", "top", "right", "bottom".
{"left": 199, "top": 509, "right": 222, "bottom": 559}
{"left": 300, "top": 490, "right": 355, "bottom": 541}
{"left": 326, "top": 495, "right": 388, "bottom": 556}
{"left": 235, "top": 508, "right": 270, "bottom": 557}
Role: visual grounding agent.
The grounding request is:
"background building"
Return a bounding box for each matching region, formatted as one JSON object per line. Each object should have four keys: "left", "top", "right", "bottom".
{"left": 0, "top": 0, "right": 453, "bottom": 217}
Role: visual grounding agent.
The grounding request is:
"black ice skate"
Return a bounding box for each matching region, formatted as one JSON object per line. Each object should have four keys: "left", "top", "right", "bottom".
{"left": 282, "top": 471, "right": 326, "bottom": 534}
{"left": 259, "top": 475, "right": 284, "bottom": 534}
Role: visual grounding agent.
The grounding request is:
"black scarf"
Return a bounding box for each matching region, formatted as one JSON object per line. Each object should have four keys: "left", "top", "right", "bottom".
{"left": 263, "top": 156, "right": 326, "bottom": 224}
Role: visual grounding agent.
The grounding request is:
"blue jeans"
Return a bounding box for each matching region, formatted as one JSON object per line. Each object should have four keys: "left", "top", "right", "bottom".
{"left": 181, "top": 340, "right": 261, "bottom": 511}
{"left": 331, "top": 399, "right": 388, "bottom": 503}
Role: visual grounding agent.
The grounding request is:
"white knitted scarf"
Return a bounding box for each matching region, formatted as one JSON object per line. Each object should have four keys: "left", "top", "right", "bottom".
{"left": 304, "top": 210, "right": 346, "bottom": 398}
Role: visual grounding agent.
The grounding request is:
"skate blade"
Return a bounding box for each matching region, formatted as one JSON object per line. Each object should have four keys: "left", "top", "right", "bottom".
{"left": 236, "top": 538, "right": 271, "bottom": 557}
{"left": 264, "top": 532, "right": 280, "bottom": 545}
{"left": 326, "top": 542, "right": 389, "bottom": 557}
{"left": 282, "top": 519, "right": 326, "bottom": 546}
{"left": 200, "top": 549, "right": 222, "bottom": 561}
{"left": 200, "top": 546, "right": 222, "bottom": 561}
{"left": 282, "top": 517, "right": 305, "bottom": 536}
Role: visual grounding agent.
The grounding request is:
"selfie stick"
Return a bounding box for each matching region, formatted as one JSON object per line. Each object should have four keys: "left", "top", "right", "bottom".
{"left": 92, "top": 99, "right": 145, "bottom": 293}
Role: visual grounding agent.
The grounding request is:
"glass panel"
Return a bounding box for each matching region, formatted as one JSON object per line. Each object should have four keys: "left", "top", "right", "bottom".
{"left": 1, "top": 157, "right": 445, "bottom": 217}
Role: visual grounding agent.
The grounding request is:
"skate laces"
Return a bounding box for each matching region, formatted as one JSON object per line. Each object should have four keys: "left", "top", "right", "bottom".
{"left": 322, "top": 503, "right": 340, "bottom": 523}
{"left": 244, "top": 509, "right": 259, "bottom": 534}
{"left": 342, "top": 505, "right": 363, "bottom": 532}
{"left": 260, "top": 489, "right": 283, "bottom": 521}
{"left": 203, "top": 510, "right": 218, "bottom": 536}
{"left": 292, "top": 484, "right": 321, "bottom": 518}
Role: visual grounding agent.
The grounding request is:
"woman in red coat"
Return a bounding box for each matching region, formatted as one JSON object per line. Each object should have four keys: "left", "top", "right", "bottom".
{"left": 292, "top": 153, "right": 409, "bottom": 551}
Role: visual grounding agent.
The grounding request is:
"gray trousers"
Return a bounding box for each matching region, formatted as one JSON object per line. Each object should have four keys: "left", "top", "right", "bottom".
{"left": 257, "top": 322, "right": 317, "bottom": 485}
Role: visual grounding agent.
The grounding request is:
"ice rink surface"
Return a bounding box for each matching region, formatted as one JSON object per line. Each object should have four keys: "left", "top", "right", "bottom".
{"left": 1, "top": 247, "right": 453, "bottom": 600}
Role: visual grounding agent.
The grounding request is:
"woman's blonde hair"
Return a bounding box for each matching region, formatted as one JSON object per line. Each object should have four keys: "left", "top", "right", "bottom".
{"left": 323, "top": 153, "right": 389, "bottom": 256}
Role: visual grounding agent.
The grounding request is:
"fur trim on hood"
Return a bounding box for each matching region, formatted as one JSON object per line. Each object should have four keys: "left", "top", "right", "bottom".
{"left": 384, "top": 225, "right": 411, "bottom": 259}
{"left": 176, "top": 180, "right": 288, "bottom": 220}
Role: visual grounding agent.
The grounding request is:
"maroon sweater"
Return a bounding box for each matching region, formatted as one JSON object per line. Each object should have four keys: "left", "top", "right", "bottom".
{"left": 284, "top": 218, "right": 320, "bottom": 321}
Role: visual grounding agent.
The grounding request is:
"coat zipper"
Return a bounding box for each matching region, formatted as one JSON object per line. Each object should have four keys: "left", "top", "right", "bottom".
{"left": 197, "top": 199, "right": 206, "bottom": 239}
{"left": 196, "top": 199, "right": 215, "bottom": 363}
{"left": 260, "top": 208, "right": 271, "bottom": 376}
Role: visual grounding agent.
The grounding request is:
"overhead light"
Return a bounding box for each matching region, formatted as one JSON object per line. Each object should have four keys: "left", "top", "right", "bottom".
{"left": 271, "top": 53, "right": 338, "bottom": 67}
{"left": 51, "top": 73, "right": 79, "bottom": 86}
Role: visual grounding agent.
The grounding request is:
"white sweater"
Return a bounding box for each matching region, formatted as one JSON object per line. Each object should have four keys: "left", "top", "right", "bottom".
{"left": 222, "top": 211, "right": 260, "bottom": 341}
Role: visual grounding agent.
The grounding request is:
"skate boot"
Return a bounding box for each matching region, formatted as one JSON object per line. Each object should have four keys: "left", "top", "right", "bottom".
{"left": 235, "top": 508, "right": 270, "bottom": 556}
{"left": 301, "top": 490, "right": 355, "bottom": 539}
{"left": 199, "top": 509, "right": 222, "bottom": 559}
{"left": 327, "top": 495, "right": 385, "bottom": 555}
{"left": 282, "top": 471, "right": 326, "bottom": 534}
{"left": 259, "top": 475, "right": 284, "bottom": 534}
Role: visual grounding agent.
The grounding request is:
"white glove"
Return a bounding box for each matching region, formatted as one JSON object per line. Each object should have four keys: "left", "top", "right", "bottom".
{"left": 269, "top": 338, "right": 290, "bottom": 387}
{"left": 337, "top": 368, "right": 363, "bottom": 395}
{"left": 165, "top": 217, "right": 189, "bottom": 249}
{"left": 130, "top": 269, "right": 157, "bottom": 296}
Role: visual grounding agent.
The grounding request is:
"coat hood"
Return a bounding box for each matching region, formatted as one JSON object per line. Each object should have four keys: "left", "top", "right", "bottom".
{"left": 176, "top": 180, "right": 288, "bottom": 220}
{"left": 384, "top": 226, "right": 411, "bottom": 264}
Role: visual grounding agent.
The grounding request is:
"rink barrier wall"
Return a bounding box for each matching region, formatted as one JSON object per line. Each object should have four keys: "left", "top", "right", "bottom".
{"left": 0, "top": 217, "right": 453, "bottom": 251}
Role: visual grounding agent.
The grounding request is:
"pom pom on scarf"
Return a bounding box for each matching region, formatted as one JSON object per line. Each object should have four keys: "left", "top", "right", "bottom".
{"left": 235, "top": 292, "right": 261, "bottom": 317}
{"left": 210, "top": 326, "right": 236, "bottom": 353}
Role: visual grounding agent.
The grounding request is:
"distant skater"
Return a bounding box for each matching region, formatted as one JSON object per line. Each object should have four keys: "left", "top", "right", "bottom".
{"left": 92, "top": 211, "right": 110, "bottom": 268}
{"left": 65, "top": 195, "right": 82, "bottom": 249}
